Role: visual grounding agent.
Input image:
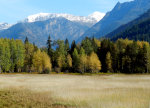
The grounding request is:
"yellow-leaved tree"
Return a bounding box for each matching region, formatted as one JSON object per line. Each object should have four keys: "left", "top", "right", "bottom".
{"left": 88, "top": 52, "right": 101, "bottom": 73}
{"left": 24, "top": 42, "right": 35, "bottom": 72}
{"left": 57, "top": 55, "right": 64, "bottom": 69}
{"left": 94, "top": 38, "right": 101, "bottom": 47}
{"left": 67, "top": 54, "right": 72, "bottom": 68}
{"left": 32, "top": 50, "right": 52, "bottom": 73}
{"left": 106, "top": 52, "right": 112, "bottom": 72}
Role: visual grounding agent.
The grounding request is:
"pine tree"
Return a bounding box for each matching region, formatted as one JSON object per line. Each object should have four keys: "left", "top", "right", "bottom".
{"left": 98, "top": 39, "right": 112, "bottom": 72}
{"left": 91, "top": 37, "right": 100, "bottom": 53}
{"left": 70, "top": 40, "right": 76, "bottom": 56}
{"left": 65, "top": 38, "right": 69, "bottom": 53}
{"left": 24, "top": 37, "right": 29, "bottom": 44}
{"left": 72, "top": 48, "right": 80, "bottom": 72}
{"left": 47, "top": 35, "right": 53, "bottom": 57}
{"left": 122, "top": 55, "right": 132, "bottom": 73}
{"left": 142, "top": 44, "right": 148, "bottom": 73}
{"left": 81, "top": 37, "right": 93, "bottom": 55}
{"left": 110, "top": 44, "right": 118, "bottom": 72}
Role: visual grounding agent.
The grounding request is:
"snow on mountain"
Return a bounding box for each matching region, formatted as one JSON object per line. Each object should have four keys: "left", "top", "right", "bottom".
{"left": 88, "top": 11, "right": 105, "bottom": 22}
{"left": 0, "top": 23, "right": 12, "bottom": 30}
{"left": 79, "top": 0, "right": 150, "bottom": 42}
{"left": 22, "top": 12, "right": 105, "bottom": 24}
{"left": 0, "top": 12, "right": 105, "bottom": 31}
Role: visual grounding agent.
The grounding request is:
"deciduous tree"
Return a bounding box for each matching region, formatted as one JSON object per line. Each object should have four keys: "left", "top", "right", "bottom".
{"left": 88, "top": 52, "right": 101, "bottom": 73}
{"left": 106, "top": 52, "right": 112, "bottom": 72}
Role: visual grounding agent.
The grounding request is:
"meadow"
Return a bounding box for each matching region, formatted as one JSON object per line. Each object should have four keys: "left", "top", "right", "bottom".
{"left": 0, "top": 74, "right": 150, "bottom": 108}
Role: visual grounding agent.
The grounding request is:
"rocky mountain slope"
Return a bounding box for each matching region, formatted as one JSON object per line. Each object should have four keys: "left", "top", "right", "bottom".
{"left": 0, "top": 12, "right": 105, "bottom": 47}
{"left": 78, "top": 0, "right": 150, "bottom": 42}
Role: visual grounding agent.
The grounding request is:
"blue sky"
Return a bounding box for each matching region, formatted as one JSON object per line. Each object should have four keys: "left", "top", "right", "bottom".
{"left": 0, "top": 0, "right": 132, "bottom": 23}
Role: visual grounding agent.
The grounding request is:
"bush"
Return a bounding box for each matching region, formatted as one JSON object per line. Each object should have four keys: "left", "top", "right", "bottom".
{"left": 42, "top": 68, "right": 51, "bottom": 74}
{"left": 55, "top": 67, "right": 61, "bottom": 73}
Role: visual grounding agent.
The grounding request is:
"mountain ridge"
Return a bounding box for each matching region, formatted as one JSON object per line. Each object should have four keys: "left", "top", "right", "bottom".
{"left": 106, "top": 9, "right": 150, "bottom": 38}
{"left": 21, "top": 12, "right": 105, "bottom": 26}
{"left": 109, "top": 9, "right": 150, "bottom": 42}
{"left": 0, "top": 17, "right": 90, "bottom": 47}
{"left": 0, "top": 23, "right": 12, "bottom": 31}
{"left": 78, "top": 0, "right": 150, "bottom": 42}
{"left": 0, "top": 11, "right": 105, "bottom": 47}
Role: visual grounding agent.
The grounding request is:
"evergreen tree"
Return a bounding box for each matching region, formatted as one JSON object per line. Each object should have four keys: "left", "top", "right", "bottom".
{"left": 99, "top": 39, "right": 111, "bottom": 72}
{"left": 65, "top": 38, "right": 70, "bottom": 53}
{"left": 81, "top": 37, "right": 93, "bottom": 55}
{"left": 79, "top": 47, "right": 85, "bottom": 55}
{"left": 142, "top": 44, "right": 148, "bottom": 73}
{"left": 70, "top": 40, "right": 76, "bottom": 56}
{"left": 91, "top": 37, "right": 100, "bottom": 53}
{"left": 110, "top": 44, "right": 119, "bottom": 72}
{"left": 24, "top": 37, "right": 29, "bottom": 44}
{"left": 125, "top": 42, "right": 138, "bottom": 73}
{"left": 122, "top": 55, "right": 132, "bottom": 73}
{"left": 47, "top": 35, "right": 53, "bottom": 57}
{"left": 72, "top": 48, "right": 80, "bottom": 72}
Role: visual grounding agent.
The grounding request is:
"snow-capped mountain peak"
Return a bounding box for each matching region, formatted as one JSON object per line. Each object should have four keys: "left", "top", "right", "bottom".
{"left": 23, "top": 12, "right": 105, "bottom": 24}
{"left": 0, "top": 23, "right": 12, "bottom": 31}
{"left": 88, "top": 11, "right": 106, "bottom": 22}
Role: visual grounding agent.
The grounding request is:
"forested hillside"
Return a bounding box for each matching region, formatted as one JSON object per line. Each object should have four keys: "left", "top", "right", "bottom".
{"left": 106, "top": 9, "right": 150, "bottom": 39}
{"left": 110, "top": 17, "right": 150, "bottom": 42}
{"left": 0, "top": 37, "right": 150, "bottom": 74}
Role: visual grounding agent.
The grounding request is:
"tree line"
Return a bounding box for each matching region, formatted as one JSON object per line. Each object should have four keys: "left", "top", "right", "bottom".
{"left": 0, "top": 36, "right": 150, "bottom": 74}
{"left": 46, "top": 36, "right": 150, "bottom": 74}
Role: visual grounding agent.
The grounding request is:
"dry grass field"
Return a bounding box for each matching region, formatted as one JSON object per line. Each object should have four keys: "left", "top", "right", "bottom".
{"left": 0, "top": 74, "right": 150, "bottom": 108}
